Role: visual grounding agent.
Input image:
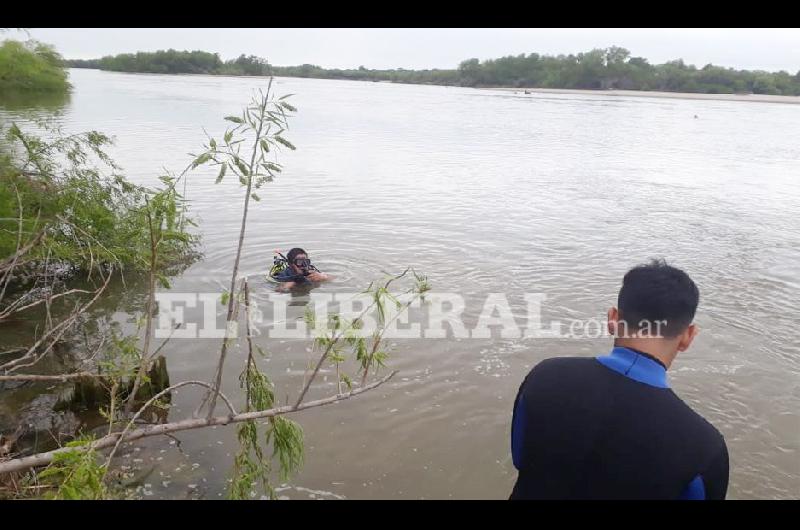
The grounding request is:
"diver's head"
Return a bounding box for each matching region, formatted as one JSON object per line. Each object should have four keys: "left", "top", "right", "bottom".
{"left": 607, "top": 258, "right": 699, "bottom": 367}
{"left": 287, "top": 247, "right": 310, "bottom": 275}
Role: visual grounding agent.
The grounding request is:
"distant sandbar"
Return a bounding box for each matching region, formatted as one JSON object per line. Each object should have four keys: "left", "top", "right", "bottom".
{"left": 482, "top": 86, "right": 800, "bottom": 105}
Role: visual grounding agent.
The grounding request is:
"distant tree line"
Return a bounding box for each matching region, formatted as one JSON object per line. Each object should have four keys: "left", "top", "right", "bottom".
{"left": 67, "top": 46, "right": 800, "bottom": 96}
{"left": 68, "top": 50, "right": 271, "bottom": 76}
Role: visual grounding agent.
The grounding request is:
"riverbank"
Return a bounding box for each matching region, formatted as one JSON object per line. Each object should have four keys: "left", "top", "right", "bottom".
{"left": 68, "top": 68, "right": 800, "bottom": 105}
{"left": 481, "top": 86, "right": 800, "bottom": 105}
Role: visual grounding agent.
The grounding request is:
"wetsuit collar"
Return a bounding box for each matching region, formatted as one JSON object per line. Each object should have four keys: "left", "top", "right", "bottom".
{"left": 596, "top": 346, "right": 670, "bottom": 388}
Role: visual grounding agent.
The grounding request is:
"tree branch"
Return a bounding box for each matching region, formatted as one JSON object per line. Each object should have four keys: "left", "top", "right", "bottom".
{"left": 107, "top": 380, "right": 237, "bottom": 468}
{"left": 0, "top": 270, "right": 112, "bottom": 373}
{"left": 0, "top": 370, "right": 396, "bottom": 476}
{"left": 205, "top": 79, "right": 273, "bottom": 419}
{"left": 0, "top": 371, "right": 95, "bottom": 382}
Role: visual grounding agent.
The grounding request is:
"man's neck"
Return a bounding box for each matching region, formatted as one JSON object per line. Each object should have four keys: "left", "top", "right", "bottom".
{"left": 613, "top": 339, "right": 675, "bottom": 370}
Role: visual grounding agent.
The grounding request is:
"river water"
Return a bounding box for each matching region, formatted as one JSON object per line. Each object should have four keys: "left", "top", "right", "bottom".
{"left": 1, "top": 68, "right": 798, "bottom": 499}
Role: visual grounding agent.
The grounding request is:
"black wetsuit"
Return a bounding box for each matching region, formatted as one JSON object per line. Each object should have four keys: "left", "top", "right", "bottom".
{"left": 273, "top": 267, "right": 309, "bottom": 284}
{"left": 510, "top": 347, "right": 729, "bottom": 500}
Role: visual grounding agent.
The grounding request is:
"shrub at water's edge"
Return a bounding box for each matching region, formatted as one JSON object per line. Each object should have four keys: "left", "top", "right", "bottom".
{"left": 0, "top": 40, "right": 71, "bottom": 94}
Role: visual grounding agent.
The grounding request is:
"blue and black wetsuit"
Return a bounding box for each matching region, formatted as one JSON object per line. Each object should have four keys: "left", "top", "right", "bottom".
{"left": 510, "top": 347, "right": 729, "bottom": 500}
{"left": 272, "top": 268, "right": 309, "bottom": 284}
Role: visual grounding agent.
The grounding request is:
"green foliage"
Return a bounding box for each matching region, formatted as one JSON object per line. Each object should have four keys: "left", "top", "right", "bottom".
{"left": 68, "top": 45, "right": 800, "bottom": 96}
{"left": 138, "top": 175, "right": 198, "bottom": 274}
{"left": 266, "top": 416, "right": 304, "bottom": 482}
{"left": 69, "top": 49, "right": 223, "bottom": 75}
{"left": 97, "top": 329, "right": 142, "bottom": 380}
{"left": 200, "top": 82, "right": 295, "bottom": 193}
{"left": 452, "top": 48, "right": 800, "bottom": 95}
{"left": 218, "top": 55, "right": 271, "bottom": 77}
{"left": 0, "top": 120, "right": 198, "bottom": 283}
{"left": 68, "top": 49, "right": 270, "bottom": 77}
{"left": 37, "top": 436, "right": 108, "bottom": 499}
{"left": 312, "top": 268, "right": 430, "bottom": 384}
{"left": 0, "top": 39, "right": 71, "bottom": 93}
{"left": 229, "top": 349, "right": 304, "bottom": 499}
{"left": 0, "top": 120, "right": 198, "bottom": 444}
{"left": 229, "top": 421, "right": 271, "bottom": 500}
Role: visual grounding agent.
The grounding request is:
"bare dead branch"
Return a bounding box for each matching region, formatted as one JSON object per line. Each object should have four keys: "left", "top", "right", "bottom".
{"left": 1, "top": 270, "right": 112, "bottom": 373}
{"left": 107, "top": 380, "right": 238, "bottom": 467}
{"left": 0, "top": 371, "right": 96, "bottom": 382}
{"left": 0, "top": 370, "right": 396, "bottom": 476}
{"left": 0, "top": 288, "right": 92, "bottom": 322}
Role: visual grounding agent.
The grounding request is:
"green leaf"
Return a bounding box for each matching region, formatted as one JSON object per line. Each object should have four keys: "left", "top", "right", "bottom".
{"left": 258, "top": 168, "right": 275, "bottom": 182}
{"left": 191, "top": 153, "right": 211, "bottom": 169}
{"left": 303, "top": 307, "right": 315, "bottom": 327}
{"left": 274, "top": 136, "right": 296, "bottom": 150}
{"left": 221, "top": 291, "right": 230, "bottom": 306}
{"left": 374, "top": 351, "right": 389, "bottom": 367}
{"left": 209, "top": 138, "right": 217, "bottom": 150}
{"left": 251, "top": 193, "right": 260, "bottom": 202}
{"left": 259, "top": 139, "right": 270, "bottom": 153}
{"left": 278, "top": 101, "right": 297, "bottom": 112}
{"left": 224, "top": 130, "right": 233, "bottom": 143}
{"left": 224, "top": 116, "right": 244, "bottom": 124}
{"left": 163, "top": 230, "right": 190, "bottom": 243}
{"left": 278, "top": 93, "right": 295, "bottom": 100}
{"left": 215, "top": 163, "right": 227, "bottom": 184}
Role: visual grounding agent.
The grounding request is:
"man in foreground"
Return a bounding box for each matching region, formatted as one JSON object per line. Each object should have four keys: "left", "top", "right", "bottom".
{"left": 510, "top": 259, "right": 729, "bottom": 499}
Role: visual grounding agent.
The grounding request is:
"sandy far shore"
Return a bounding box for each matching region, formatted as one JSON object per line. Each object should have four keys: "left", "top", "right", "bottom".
{"left": 482, "top": 86, "right": 800, "bottom": 105}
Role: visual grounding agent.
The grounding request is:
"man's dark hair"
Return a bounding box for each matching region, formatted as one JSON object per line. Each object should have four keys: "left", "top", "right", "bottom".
{"left": 618, "top": 259, "right": 699, "bottom": 338}
{"left": 287, "top": 247, "right": 307, "bottom": 263}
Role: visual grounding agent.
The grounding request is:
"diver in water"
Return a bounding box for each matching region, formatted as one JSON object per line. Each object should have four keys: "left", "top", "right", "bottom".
{"left": 271, "top": 247, "right": 330, "bottom": 291}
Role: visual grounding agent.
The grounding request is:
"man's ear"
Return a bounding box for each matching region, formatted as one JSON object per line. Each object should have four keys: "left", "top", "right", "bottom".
{"left": 607, "top": 307, "right": 619, "bottom": 337}
{"left": 677, "top": 324, "right": 699, "bottom": 352}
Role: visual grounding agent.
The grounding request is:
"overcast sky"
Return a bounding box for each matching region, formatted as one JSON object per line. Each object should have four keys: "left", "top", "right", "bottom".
{"left": 9, "top": 28, "right": 800, "bottom": 73}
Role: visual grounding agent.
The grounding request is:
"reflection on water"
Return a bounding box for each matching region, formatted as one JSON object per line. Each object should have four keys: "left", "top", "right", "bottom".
{"left": 0, "top": 88, "right": 71, "bottom": 113}
{"left": 1, "top": 69, "right": 799, "bottom": 499}
{"left": 284, "top": 284, "right": 320, "bottom": 307}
